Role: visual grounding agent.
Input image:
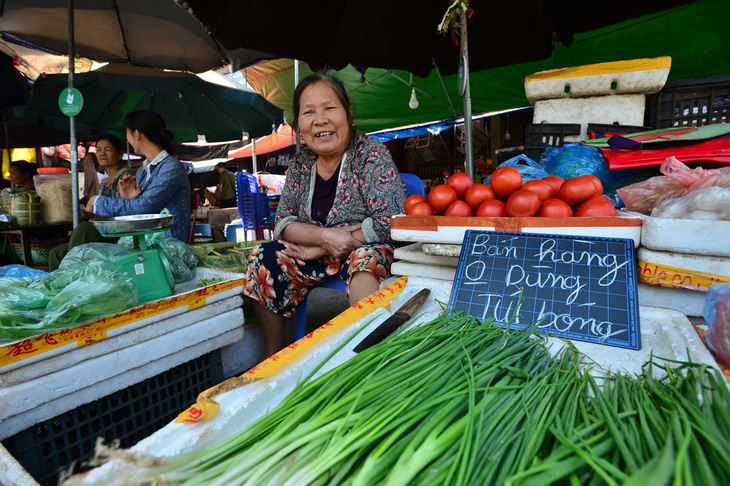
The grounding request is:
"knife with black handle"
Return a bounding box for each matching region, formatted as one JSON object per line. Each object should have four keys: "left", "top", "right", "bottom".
{"left": 353, "top": 288, "right": 431, "bottom": 353}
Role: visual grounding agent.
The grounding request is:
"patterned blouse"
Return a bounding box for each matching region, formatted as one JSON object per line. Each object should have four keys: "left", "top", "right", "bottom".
{"left": 99, "top": 167, "right": 136, "bottom": 198}
{"left": 274, "top": 133, "right": 407, "bottom": 244}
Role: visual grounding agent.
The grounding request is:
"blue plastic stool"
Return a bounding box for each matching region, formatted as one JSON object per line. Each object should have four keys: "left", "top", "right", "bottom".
{"left": 294, "top": 276, "right": 346, "bottom": 339}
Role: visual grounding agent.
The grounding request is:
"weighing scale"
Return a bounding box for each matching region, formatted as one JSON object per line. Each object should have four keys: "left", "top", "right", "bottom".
{"left": 91, "top": 214, "right": 176, "bottom": 304}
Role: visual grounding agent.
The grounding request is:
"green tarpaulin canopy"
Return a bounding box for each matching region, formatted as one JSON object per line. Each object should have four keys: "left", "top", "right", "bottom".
{"left": 241, "top": 0, "right": 730, "bottom": 133}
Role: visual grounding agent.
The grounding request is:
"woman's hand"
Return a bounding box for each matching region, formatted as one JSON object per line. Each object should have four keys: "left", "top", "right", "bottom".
{"left": 85, "top": 195, "right": 97, "bottom": 213}
{"left": 320, "top": 225, "right": 362, "bottom": 259}
{"left": 280, "top": 241, "right": 329, "bottom": 261}
{"left": 119, "top": 175, "right": 141, "bottom": 199}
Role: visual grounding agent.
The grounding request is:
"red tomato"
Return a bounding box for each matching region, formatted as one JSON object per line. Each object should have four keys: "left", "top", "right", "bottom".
{"left": 444, "top": 200, "right": 474, "bottom": 217}
{"left": 521, "top": 179, "right": 554, "bottom": 202}
{"left": 428, "top": 184, "right": 458, "bottom": 212}
{"left": 464, "top": 183, "right": 495, "bottom": 210}
{"left": 537, "top": 198, "right": 575, "bottom": 218}
{"left": 446, "top": 172, "right": 474, "bottom": 200}
{"left": 542, "top": 176, "right": 565, "bottom": 198}
{"left": 559, "top": 175, "right": 603, "bottom": 205}
{"left": 575, "top": 195, "right": 617, "bottom": 217}
{"left": 506, "top": 189, "right": 542, "bottom": 217}
{"left": 489, "top": 167, "right": 523, "bottom": 199}
{"left": 476, "top": 199, "right": 506, "bottom": 217}
{"left": 408, "top": 201, "right": 435, "bottom": 216}
{"left": 404, "top": 194, "right": 428, "bottom": 214}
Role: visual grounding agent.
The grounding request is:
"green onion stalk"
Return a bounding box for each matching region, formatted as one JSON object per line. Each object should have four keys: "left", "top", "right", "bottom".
{"left": 84, "top": 311, "right": 730, "bottom": 486}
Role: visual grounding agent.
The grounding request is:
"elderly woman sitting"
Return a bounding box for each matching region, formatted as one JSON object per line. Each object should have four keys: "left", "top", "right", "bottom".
{"left": 244, "top": 71, "right": 408, "bottom": 360}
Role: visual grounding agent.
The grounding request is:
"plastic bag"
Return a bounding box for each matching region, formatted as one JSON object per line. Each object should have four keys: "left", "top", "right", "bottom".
{"left": 59, "top": 242, "right": 128, "bottom": 268}
{"left": 618, "top": 157, "right": 730, "bottom": 214}
{"left": 540, "top": 144, "right": 609, "bottom": 184}
{"left": 0, "top": 264, "right": 47, "bottom": 278}
{"left": 0, "top": 260, "right": 138, "bottom": 342}
{"left": 703, "top": 283, "right": 730, "bottom": 368}
{"left": 158, "top": 237, "right": 198, "bottom": 283}
{"left": 486, "top": 154, "right": 550, "bottom": 184}
{"left": 192, "top": 241, "right": 262, "bottom": 273}
{"left": 651, "top": 186, "right": 730, "bottom": 220}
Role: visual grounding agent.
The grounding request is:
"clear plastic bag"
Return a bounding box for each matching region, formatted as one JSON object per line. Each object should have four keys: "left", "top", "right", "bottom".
{"left": 651, "top": 186, "right": 730, "bottom": 220}
{"left": 618, "top": 157, "right": 730, "bottom": 214}
{"left": 59, "top": 242, "right": 129, "bottom": 268}
{"left": 0, "top": 260, "right": 139, "bottom": 342}
{"left": 159, "top": 237, "right": 198, "bottom": 283}
{"left": 703, "top": 283, "right": 730, "bottom": 368}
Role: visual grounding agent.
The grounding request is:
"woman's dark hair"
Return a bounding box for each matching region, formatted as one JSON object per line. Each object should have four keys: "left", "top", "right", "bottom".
{"left": 292, "top": 71, "right": 357, "bottom": 149}
{"left": 96, "top": 134, "right": 124, "bottom": 154}
{"left": 9, "top": 160, "right": 38, "bottom": 178}
{"left": 123, "top": 110, "right": 174, "bottom": 154}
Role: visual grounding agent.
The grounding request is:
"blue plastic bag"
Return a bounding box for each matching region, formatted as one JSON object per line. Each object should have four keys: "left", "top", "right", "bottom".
{"left": 540, "top": 144, "right": 609, "bottom": 185}
{"left": 486, "top": 154, "right": 551, "bottom": 184}
{"left": 0, "top": 264, "right": 47, "bottom": 278}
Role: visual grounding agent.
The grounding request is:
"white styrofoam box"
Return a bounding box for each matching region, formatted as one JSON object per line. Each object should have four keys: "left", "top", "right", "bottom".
{"left": 393, "top": 242, "right": 459, "bottom": 266}
{"left": 640, "top": 215, "right": 730, "bottom": 257}
{"left": 638, "top": 282, "right": 706, "bottom": 317}
{"left": 524, "top": 57, "right": 671, "bottom": 102}
{"left": 75, "top": 275, "right": 720, "bottom": 485}
{"left": 0, "top": 444, "right": 38, "bottom": 486}
{"left": 391, "top": 261, "right": 457, "bottom": 281}
{"left": 0, "top": 307, "right": 244, "bottom": 440}
{"left": 533, "top": 95, "right": 646, "bottom": 140}
{"left": 391, "top": 213, "right": 642, "bottom": 247}
{"left": 638, "top": 247, "right": 730, "bottom": 291}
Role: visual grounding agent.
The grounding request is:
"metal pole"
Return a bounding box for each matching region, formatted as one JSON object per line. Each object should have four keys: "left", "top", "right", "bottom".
{"left": 252, "top": 138, "right": 257, "bottom": 173}
{"left": 460, "top": 9, "right": 474, "bottom": 178}
{"left": 68, "top": 0, "right": 80, "bottom": 227}
{"left": 294, "top": 59, "right": 301, "bottom": 153}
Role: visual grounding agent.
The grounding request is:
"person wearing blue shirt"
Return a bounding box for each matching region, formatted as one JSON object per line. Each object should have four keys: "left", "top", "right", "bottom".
{"left": 87, "top": 110, "right": 191, "bottom": 242}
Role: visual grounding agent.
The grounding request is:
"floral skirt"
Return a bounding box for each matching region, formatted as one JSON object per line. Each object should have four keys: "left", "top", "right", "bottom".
{"left": 243, "top": 241, "right": 395, "bottom": 318}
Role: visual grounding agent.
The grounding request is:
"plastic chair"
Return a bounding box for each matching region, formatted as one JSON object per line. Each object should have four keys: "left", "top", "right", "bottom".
{"left": 234, "top": 172, "right": 262, "bottom": 241}
{"left": 401, "top": 172, "right": 425, "bottom": 196}
{"left": 293, "top": 173, "right": 424, "bottom": 339}
{"left": 187, "top": 193, "right": 200, "bottom": 245}
{"left": 295, "top": 276, "right": 346, "bottom": 339}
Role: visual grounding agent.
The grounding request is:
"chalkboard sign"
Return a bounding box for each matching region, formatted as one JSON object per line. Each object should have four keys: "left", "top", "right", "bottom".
{"left": 448, "top": 230, "right": 640, "bottom": 350}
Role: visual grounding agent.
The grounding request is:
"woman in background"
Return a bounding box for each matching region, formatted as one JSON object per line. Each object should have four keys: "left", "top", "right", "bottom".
{"left": 8, "top": 160, "right": 38, "bottom": 193}
{"left": 87, "top": 110, "right": 191, "bottom": 243}
{"left": 96, "top": 134, "right": 135, "bottom": 198}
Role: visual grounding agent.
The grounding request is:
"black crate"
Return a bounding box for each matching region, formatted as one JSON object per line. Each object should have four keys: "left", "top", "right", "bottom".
{"left": 523, "top": 123, "right": 581, "bottom": 161}
{"left": 649, "top": 75, "right": 730, "bottom": 128}
{"left": 2, "top": 350, "right": 224, "bottom": 486}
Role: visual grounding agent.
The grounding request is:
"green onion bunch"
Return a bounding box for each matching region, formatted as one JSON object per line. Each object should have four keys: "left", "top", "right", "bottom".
{"left": 122, "top": 312, "right": 729, "bottom": 486}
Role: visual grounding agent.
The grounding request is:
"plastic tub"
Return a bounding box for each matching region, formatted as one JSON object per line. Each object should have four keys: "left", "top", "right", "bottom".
{"left": 33, "top": 167, "right": 72, "bottom": 223}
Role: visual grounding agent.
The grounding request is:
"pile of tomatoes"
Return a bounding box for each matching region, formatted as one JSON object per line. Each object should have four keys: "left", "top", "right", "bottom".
{"left": 404, "top": 168, "right": 618, "bottom": 218}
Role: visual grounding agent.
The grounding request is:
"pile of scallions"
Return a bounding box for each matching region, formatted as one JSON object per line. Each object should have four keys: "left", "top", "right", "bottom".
{"left": 105, "top": 311, "right": 730, "bottom": 485}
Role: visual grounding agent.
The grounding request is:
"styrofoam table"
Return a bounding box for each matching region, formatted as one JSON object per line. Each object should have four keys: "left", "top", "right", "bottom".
{"left": 0, "top": 269, "right": 246, "bottom": 440}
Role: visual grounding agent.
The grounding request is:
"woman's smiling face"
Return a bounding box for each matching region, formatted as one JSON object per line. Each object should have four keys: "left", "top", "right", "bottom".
{"left": 297, "top": 81, "right": 351, "bottom": 161}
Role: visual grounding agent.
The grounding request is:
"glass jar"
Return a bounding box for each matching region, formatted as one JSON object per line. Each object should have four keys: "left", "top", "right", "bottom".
{"left": 33, "top": 168, "right": 73, "bottom": 224}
